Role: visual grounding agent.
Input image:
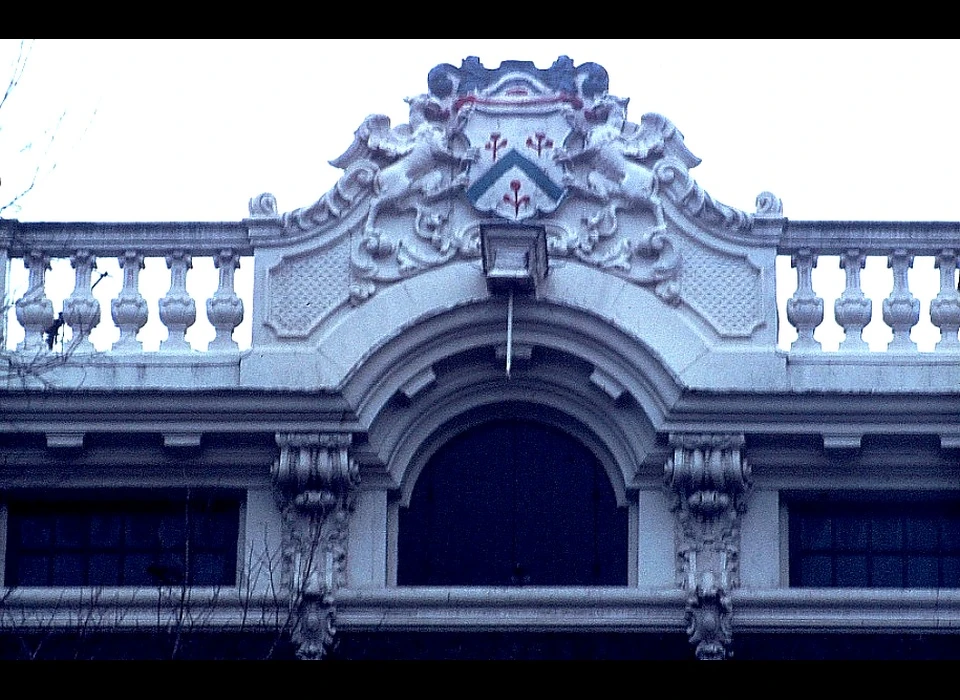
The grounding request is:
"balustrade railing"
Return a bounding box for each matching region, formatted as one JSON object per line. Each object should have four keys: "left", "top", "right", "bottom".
{"left": 5, "top": 219, "right": 960, "bottom": 361}
{"left": 2, "top": 221, "right": 252, "bottom": 356}
{"left": 778, "top": 222, "right": 960, "bottom": 353}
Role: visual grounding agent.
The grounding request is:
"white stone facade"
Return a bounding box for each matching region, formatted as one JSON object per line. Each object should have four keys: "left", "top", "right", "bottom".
{"left": 3, "top": 57, "right": 960, "bottom": 659}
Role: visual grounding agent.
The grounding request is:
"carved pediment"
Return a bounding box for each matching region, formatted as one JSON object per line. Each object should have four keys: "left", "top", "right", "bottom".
{"left": 250, "top": 57, "right": 776, "bottom": 336}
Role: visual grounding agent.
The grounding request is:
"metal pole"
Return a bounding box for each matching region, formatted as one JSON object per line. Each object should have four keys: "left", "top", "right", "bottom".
{"left": 506, "top": 289, "right": 514, "bottom": 379}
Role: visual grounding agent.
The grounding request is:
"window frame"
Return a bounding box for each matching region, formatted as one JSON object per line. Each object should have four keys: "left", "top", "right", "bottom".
{"left": 1, "top": 488, "right": 245, "bottom": 588}
{"left": 786, "top": 493, "right": 960, "bottom": 589}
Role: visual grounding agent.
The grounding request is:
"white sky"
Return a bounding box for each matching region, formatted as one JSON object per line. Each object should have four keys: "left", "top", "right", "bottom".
{"left": 3, "top": 39, "right": 960, "bottom": 351}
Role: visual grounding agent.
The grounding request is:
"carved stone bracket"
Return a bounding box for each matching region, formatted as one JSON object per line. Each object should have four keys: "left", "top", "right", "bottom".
{"left": 664, "top": 432, "right": 750, "bottom": 660}
{"left": 273, "top": 432, "right": 360, "bottom": 660}
{"left": 293, "top": 591, "right": 338, "bottom": 661}
{"left": 685, "top": 582, "right": 733, "bottom": 660}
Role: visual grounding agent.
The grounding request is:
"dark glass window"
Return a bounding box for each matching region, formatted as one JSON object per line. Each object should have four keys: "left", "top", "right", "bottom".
{"left": 399, "top": 419, "right": 628, "bottom": 586}
{"left": 790, "top": 500, "right": 960, "bottom": 588}
{"left": 4, "top": 489, "right": 242, "bottom": 587}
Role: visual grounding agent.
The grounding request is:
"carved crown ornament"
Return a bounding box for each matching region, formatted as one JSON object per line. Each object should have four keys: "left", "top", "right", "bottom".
{"left": 249, "top": 57, "right": 777, "bottom": 309}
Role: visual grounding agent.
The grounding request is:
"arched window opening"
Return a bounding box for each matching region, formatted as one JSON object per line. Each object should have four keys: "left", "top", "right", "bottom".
{"left": 398, "top": 419, "right": 628, "bottom": 586}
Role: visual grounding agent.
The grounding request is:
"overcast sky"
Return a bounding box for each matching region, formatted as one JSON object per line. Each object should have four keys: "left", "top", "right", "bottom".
{"left": 3, "top": 39, "right": 959, "bottom": 351}
{"left": 4, "top": 39, "right": 960, "bottom": 223}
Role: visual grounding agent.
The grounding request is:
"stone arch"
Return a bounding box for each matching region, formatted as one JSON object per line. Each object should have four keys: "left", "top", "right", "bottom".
{"left": 396, "top": 412, "right": 630, "bottom": 587}
{"left": 340, "top": 295, "right": 682, "bottom": 489}
{"left": 338, "top": 292, "right": 684, "bottom": 588}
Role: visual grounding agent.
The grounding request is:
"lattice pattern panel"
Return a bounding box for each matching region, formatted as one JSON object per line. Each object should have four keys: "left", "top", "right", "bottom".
{"left": 267, "top": 243, "right": 350, "bottom": 338}
{"left": 677, "top": 239, "right": 762, "bottom": 338}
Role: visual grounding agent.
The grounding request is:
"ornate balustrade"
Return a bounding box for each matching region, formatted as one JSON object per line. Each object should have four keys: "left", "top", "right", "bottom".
{"left": 5, "top": 217, "right": 960, "bottom": 367}
{"left": 779, "top": 221, "right": 960, "bottom": 353}
{"left": 1, "top": 221, "right": 251, "bottom": 356}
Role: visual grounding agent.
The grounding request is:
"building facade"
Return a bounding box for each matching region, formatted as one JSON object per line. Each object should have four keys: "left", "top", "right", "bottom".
{"left": 3, "top": 57, "right": 960, "bottom": 659}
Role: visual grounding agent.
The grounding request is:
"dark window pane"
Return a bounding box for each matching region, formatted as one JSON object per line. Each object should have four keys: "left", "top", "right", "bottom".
{"left": 872, "top": 555, "right": 903, "bottom": 587}
{"left": 90, "top": 514, "right": 124, "bottom": 548}
{"left": 791, "top": 501, "right": 960, "bottom": 589}
{"left": 88, "top": 554, "right": 121, "bottom": 585}
{"left": 192, "top": 513, "right": 229, "bottom": 548}
{"left": 158, "top": 514, "right": 187, "bottom": 549}
{"left": 799, "top": 555, "right": 833, "bottom": 586}
{"left": 835, "top": 517, "right": 869, "bottom": 551}
{"left": 55, "top": 515, "right": 87, "bottom": 549}
{"left": 192, "top": 552, "right": 232, "bottom": 585}
{"left": 17, "top": 516, "right": 52, "bottom": 548}
{"left": 126, "top": 516, "right": 159, "bottom": 548}
{"left": 835, "top": 555, "right": 869, "bottom": 587}
{"left": 52, "top": 554, "right": 86, "bottom": 585}
{"left": 941, "top": 520, "right": 960, "bottom": 552}
{"left": 942, "top": 556, "right": 960, "bottom": 586}
{"left": 800, "top": 516, "right": 832, "bottom": 551}
{"left": 905, "top": 517, "right": 938, "bottom": 552}
{"left": 906, "top": 555, "right": 939, "bottom": 587}
{"left": 5, "top": 491, "right": 241, "bottom": 588}
{"left": 124, "top": 553, "right": 156, "bottom": 585}
{"left": 871, "top": 518, "right": 902, "bottom": 552}
{"left": 16, "top": 555, "right": 51, "bottom": 585}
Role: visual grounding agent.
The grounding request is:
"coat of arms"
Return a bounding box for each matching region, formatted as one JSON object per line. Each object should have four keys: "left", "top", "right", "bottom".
{"left": 458, "top": 94, "right": 574, "bottom": 221}
{"left": 430, "top": 56, "right": 610, "bottom": 223}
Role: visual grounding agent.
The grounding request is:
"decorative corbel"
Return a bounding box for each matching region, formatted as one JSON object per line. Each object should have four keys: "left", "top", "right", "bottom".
{"left": 273, "top": 432, "right": 360, "bottom": 660}
{"left": 685, "top": 582, "right": 733, "bottom": 661}
{"left": 664, "top": 433, "right": 750, "bottom": 660}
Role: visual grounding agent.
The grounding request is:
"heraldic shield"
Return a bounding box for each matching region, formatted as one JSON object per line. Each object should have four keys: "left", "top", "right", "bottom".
{"left": 461, "top": 97, "right": 574, "bottom": 221}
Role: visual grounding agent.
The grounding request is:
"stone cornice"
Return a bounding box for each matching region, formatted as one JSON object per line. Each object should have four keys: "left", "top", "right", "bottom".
{"left": 2, "top": 220, "right": 252, "bottom": 257}
{"left": 0, "top": 388, "right": 359, "bottom": 435}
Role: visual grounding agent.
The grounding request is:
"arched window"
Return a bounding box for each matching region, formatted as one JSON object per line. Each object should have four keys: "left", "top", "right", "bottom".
{"left": 398, "top": 419, "right": 628, "bottom": 586}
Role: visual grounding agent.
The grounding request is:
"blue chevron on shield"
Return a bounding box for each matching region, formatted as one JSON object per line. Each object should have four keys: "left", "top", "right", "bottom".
{"left": 462, "top": 100, "right": 572, "bottom": 221}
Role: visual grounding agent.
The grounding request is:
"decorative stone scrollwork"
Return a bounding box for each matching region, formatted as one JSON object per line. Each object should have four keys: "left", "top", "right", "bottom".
{"left": 294, "top": 591, "right": 337, "bottom": 661}
{"left": 273, "top": 433, "right": 360, "bottom": 660}
{"left": 685, "top": 582, "right": 733, "bottom": 660}
{"left": 665, "top": 433, "right": 749, "bottom": 660}
{"left": 248, "top": 192, "right": 278, "bottom": 218}
{"left": 256, "top": 58, "right": 764, "bottom": 315}
{"left": 330, "top": 95, "right": 475, "bottom": 259}
{"left": 281, "top": 162, "right": 378, "bottom": 234}
{"left": 754, "top": 191, "right": 782, "bottom": 218}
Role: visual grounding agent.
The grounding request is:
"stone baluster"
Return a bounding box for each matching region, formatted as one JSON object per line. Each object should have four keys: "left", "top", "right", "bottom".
{"left": 15, "top": 250, "right": 54, "bottom": 353}
{"left": 159, "top": 250, "right": 196, "bottom": 352}
{"left": 664, "top": 433, "right": 750, "bottom": 660}
{"left": 882, "top": 248, "right": 919, "bottom": 352}
{"left": 111, "top": 251, "right": 148, "bottom": 352}
{"left": 61, "top": 250, "right": 101, "bottom": 353}
{"left": 785, "top": 249, "right": 823, "bottom": 352}
{"left": 834, "top": 249, "right": 872, "bottom": 352}
{"left": 206, "top": 249, "right": 244, "bottom": 351}
{"left": 930, "top": 249, "right": 960, "bottom": 352}
{"left": 273, "top": 432, "right": 360, "bottom": 660}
